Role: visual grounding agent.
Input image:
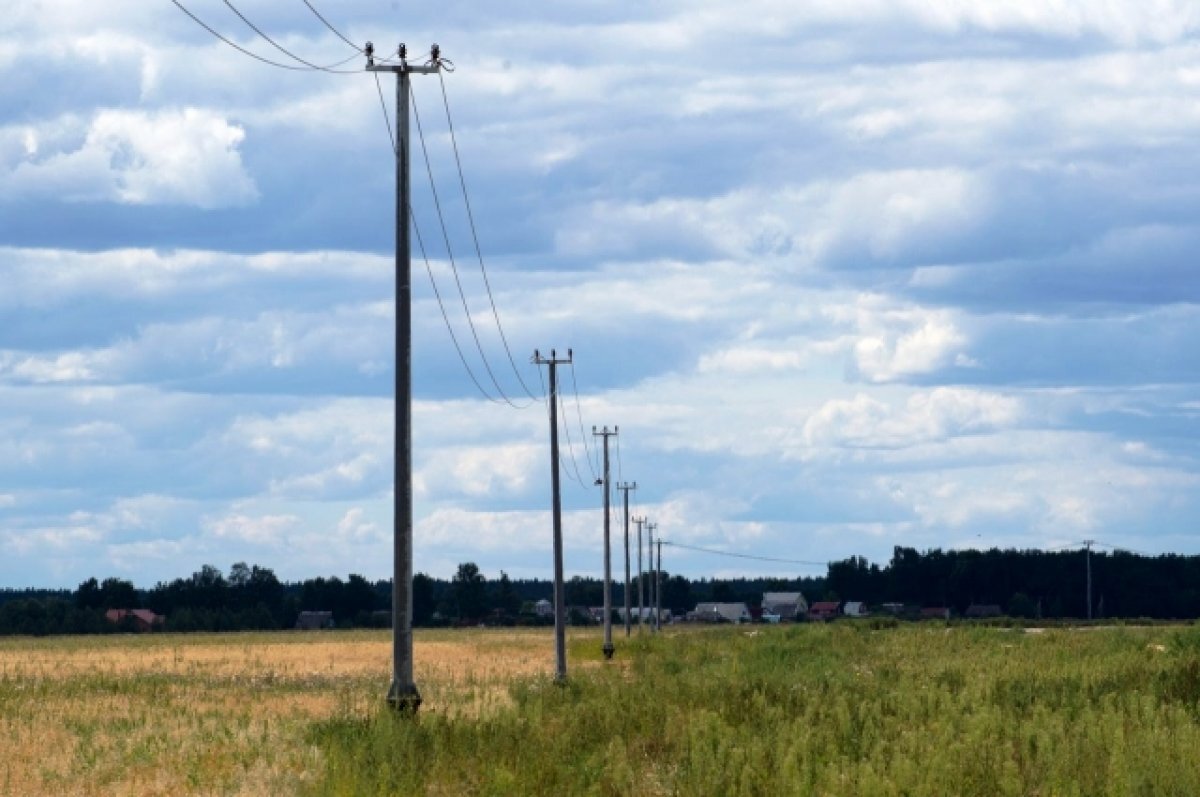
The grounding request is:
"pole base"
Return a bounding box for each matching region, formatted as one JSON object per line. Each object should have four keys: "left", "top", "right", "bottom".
{"left": 386, "top": 681, "right": 422, "bottom": 714}
{"left": 602, "top": 643, "right": 615, "bottom": 660}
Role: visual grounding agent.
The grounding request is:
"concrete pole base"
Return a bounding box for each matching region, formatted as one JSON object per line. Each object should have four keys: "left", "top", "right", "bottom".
{"left": 602, "top": 643, "right": 615, "bottom": 660}
{"left": 386, "top": 682, "right": 422, "bottom": 714}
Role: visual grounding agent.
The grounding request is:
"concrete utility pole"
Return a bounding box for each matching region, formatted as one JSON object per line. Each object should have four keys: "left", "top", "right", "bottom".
{"left": 534, "top": 349, "right": 572, "bottom": 681}
{"left": 1083, "top": 539, "right": 1095, "bottom": 621}
{"left": 647, "top": 521, "right": 658, "bottom": 632}
{"left": 593, "top": 426, "right": 618, "bottom": 659}
{"left": 634, "top": 516, "right": 646, "bottom": 631}
{"left": 616, "top": 482, "right": 637, "bottom": 637}
{"left": 367, "top": 42, "right": 441, "bottom": 714}
{"left": 656, "top": 535, "right": 664, "bottom": 632}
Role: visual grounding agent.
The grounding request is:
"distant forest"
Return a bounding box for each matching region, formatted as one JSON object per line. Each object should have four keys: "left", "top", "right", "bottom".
{"left": 1, "top": 545, "right": 1199, "bottom": 636}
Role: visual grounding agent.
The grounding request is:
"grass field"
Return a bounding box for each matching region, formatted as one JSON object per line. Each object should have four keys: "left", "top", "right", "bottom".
{"left": 3, "top": 624, "right": 1200, "bottom": 795}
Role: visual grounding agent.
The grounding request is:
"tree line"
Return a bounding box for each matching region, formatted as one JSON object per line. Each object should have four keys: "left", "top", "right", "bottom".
{"left": 825, "top": 546, "right": 1200, "bottom": 619}
{"left": 2, "top": 545, "right": 1198, "bottom": 635}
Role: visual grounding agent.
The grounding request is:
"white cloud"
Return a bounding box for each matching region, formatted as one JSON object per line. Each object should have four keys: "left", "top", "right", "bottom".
{"left": 4, "top": 108, "right": 257, "bottom": 208}
{"left": 204, "top": 512, "right": 300, "bottom": 546}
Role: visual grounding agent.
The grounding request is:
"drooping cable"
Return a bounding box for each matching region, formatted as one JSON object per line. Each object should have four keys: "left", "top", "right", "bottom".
{"left": 556, "top": 388, "right": 587, "bottom": 487}
{"left": 662, "top": 540, "right": 829, "bottom": 568}
{"left": 615, "top": 429, "right": 624, "bottom": 486}
{"left": 536, "top": 363, "right": 579, "bottom": 482}
{"left": 221, "top": 0, "right": 362, "bottom": 73}
{"left": 412, "top": 211, "right": 504, "bottom": 404}
{"left": 299, "top": 0, "right": 362, "bottom": 52}
{"left": 170, "top": 0, "right": 315, "bottom": 71}
{"left": 410, "top": 84, "right": 532, "bottom": 410}
{"left": 437, "top": 70, "right": 540, "bottom": 401}
{"left": 568, "top": 363, "right": 600, "bottom": 480}
{"left": 373, "top": 70, "right": 500, "bottom": 403}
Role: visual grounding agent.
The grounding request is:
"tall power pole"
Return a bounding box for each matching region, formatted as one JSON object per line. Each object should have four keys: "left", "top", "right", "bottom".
{"left": 656, "top": 535, "right": 664, "bottom": 632}
{"left": 367, "top": 42, "right": 440, "bottom": 714}
{"left": 534, "top": 349, "right": 572, "bottom": 681}
{"left": 593, "top": 426, "right": 618, "bottom": 659}
{"left": 647, "top": 521, "right": 657, "bottom": 632}
{"left": 1083, "top": 539, "right": 1095, "bottom": 621}
{"left": 616, "top": 482, "right": 637, "bottom": 636}
{"left": 634, "top": 516, "right": 645, "bottom": 631}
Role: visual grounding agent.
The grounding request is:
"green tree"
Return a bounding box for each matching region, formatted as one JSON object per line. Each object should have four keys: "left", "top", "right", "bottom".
{"left": 451, "top": 562, "right": 488, "bottom": 622}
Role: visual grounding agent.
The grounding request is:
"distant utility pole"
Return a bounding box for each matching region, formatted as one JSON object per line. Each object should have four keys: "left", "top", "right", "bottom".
{"left": 656, "top": 535, "right": 664, "bottom": 632}
{"left": 593, "top": 426, "right": 618, "bottom": 660}
{"left": 616, "top": 482, "right": 637, "bottom": 637}
{"left": 647, "top": 521, "right": 658, "bottom": 632}
{"left": 534, "top": 349, "right": 572, "bottom": 682}
{"left": 367, "top": 41, "right": 442, "bottom": 714}
{"left": 634, "top": 516, "right": 646, "bottom": 632}
{"left": 1083, "top": 539, "right": 1095, "bottom": 621}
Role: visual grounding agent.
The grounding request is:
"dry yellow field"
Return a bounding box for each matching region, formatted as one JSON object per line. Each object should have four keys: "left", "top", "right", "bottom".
{"left": 0, "top": 628, "right": 562, "bottom": 796}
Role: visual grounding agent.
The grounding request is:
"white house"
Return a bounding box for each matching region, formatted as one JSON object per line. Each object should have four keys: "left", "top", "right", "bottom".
{"left": 534, "top": 599, "right": 553, "bottom": 618}
{"left": 843, "top": 601, "right": 868, "bottom": 617}
{"left": 762, "top": 592, "right": 808, "bottom": 620}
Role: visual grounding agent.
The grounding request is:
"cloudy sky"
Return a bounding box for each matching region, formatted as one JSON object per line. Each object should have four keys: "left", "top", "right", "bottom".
{"left": 3, "top": 1, "right": 1199, "bottom": 588}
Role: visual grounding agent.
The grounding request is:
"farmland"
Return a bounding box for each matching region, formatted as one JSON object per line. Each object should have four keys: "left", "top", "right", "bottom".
{"left": 4, "top": 624, "right": 1200, "bottom": 795}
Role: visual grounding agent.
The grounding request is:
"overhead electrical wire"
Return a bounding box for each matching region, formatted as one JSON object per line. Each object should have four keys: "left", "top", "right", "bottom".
{"left": 221, "top": 0, "right": 361, "bottom": 72}
{"left": 557, "top": 388, "right": 588, "bottom": 487}
{"left": 568, "top": 363, "right": 600, "bottom": 481}
{"left": 170, "top": 0, "right": 362, "bottom": 73}
{"left": 410, "top": 85, "right": 533, "bottom": 410}
{"left": 437, "top": 70, "right": 540, "bottom": 402}
{"left": 372, "top": 74, "right": 504, "bottom": 405}
{"left": 662, "top": 540, "right": 829, "bottom": 568}
{"left": 412, "top": 210, "right": 506, "bottom": 405}
{"left": 178, "top": 0, "right": 535, "bottom": 412}
{"left": 299, "top": 0, "right": 361, "bottom": 53}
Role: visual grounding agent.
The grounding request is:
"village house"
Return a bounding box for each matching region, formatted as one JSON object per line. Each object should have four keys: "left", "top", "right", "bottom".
{"left": 104, "top": 608, "right": 164, "bottom": 632}
{"left": 808, "top": 601, "right": 841, "bottom": 621}
{"left": 761, "top": 592, "right": 808, "bottom": 621}
{"left": 965, "top": 604, "right": 1003, "bottom": 619}
{"left": 534, "top": 599, "right": 553, "bottom": 618}
{"left": 690, "top": 602, "right": 752, "bottom": 623}
{"left": 843, "top": 601, "right": 868, "bottom": 617}
{"left": 920, "top": 607, "right": 951, "bottom": 620}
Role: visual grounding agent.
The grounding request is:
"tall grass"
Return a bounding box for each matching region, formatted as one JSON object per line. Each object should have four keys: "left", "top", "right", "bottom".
{"left": 309, "top": 624, "right": 1200, "bottom": 796}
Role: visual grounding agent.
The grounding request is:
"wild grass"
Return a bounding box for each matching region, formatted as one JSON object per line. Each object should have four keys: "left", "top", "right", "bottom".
{"left": 310, "top": 624, "right": 1200, "bottom": 796}
{"left": 5, "top": 625, "right": 1200, "bottom": 795}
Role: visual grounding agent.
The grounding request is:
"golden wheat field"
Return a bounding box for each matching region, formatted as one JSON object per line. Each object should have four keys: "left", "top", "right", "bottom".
{"left": 0, "top": 628, "right": 559, "bottom": 796}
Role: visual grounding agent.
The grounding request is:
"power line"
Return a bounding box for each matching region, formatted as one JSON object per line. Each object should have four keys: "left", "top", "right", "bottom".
{"left": 412, "top": 208, "right": 505, "bottom": 405}
{"left": 170, "top": 0, "right": 314, "bottom": 71}
{"left": 221, "top": 0, "right": 361, "bottom": 72}
{"left": 299, "top": 0, "right": 362, "bottom": 53}
{"left": 437, "top": 70, "right": 540, "bottom": 402}
{"left": 556, "top": 387, "right": 588, "bottom": 487}
{"left": 662, "top": 540, "right": 829, "bottom": 568}
{"left": 410, "top": 84, "right": 532, "bottom": 410}
{"left": 568, "top": 362, "right": 599, "bottom": 480}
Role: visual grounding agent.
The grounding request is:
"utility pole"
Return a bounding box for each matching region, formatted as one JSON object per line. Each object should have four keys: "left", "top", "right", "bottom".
{"left": 534, "top": 349, "right": 572, "bottom": 681}
{"left": 656, "top": 535, "right": 664, "bottom": 632}
{"left": 1083, "top": 539, "right": 1095, "bottom": 621}
{"left": 593, "top": 426, "right": 618, "bottom": 659}
{"left": 634, "top": 516, "right": 645, "bottom": 632}
{"left": 616, "top": 482, "right": 637, "bottom": 637}
{"left": 647, "top": 521, "right": 657, "bottom": 632}
{"left": 367, "top": 41, "right": 441, "bottom": 714}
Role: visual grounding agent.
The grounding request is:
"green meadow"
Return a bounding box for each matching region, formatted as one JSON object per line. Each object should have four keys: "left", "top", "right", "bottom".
{"left": 4, "top": 624, "right": 1200, "bottom": 795}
